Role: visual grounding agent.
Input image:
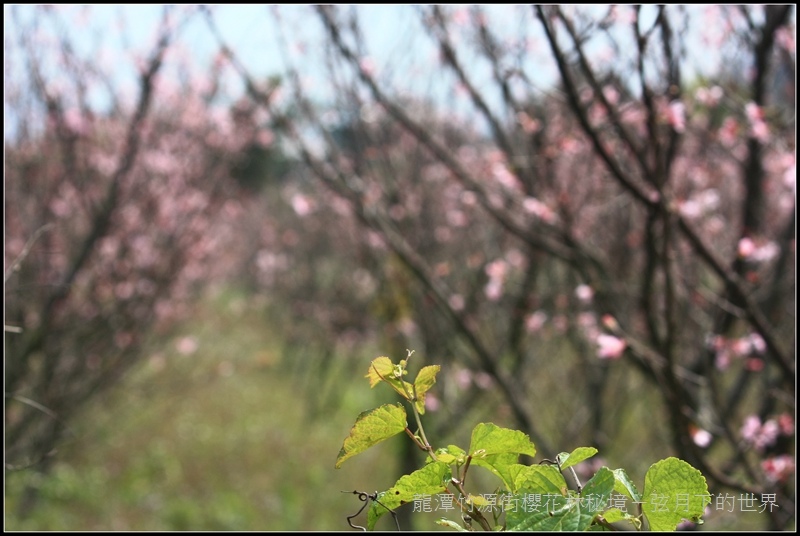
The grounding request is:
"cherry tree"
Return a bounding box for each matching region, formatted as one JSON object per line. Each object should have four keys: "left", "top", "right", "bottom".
{"left": 4, "top": 6, "right": 278, "bottom": 513}
{"left": 212, "top": 5, "right": 794, "bottom": 529}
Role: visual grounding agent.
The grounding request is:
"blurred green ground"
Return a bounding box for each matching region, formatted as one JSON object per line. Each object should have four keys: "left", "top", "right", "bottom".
{"left": 5, "top": 288, "right": 411, "bottom": 531}
{"left": 4, "top": 288, "right": 781, "bottom": 531}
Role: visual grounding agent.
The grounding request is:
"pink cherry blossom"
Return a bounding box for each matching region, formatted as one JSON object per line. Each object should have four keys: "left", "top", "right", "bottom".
{"left": 516, "top": 111, "right": 540, "bottom": 133}
{"left": 448, "top": 294, "right": 465, "bottom": 311}
{"left": 359, "top": 57, "right": 376, "bottom": 76}
{"left": 596, "top": 334, "right": 626, "bottom": 360}
{"left": 691, "top": 428, "right": 713, "bottom": 448}
{"left": 575, "top": 284, "right": 594, "bottom": 303}
{"left": 175, "top": 336, "right": 199, "bottom": 355}
{"left": 762, "top": 455, "right": 795, "bottom": 483}
{"left": 666, "top": 100, "right": 686, "bottom": 133}
{"left": 695, "top": 85, "right": 723, "bottom": 107}
{"left": 741, "top": 415, "right": 780, "bottom": 451}
{"left": 778, "top": 413, "right": 794, "bottom": 436}
{"left": 525, "top": 311, "right": 548, "bottom": 333}
{"left": 424, "top": 392, "right": 441, "bottom": 412}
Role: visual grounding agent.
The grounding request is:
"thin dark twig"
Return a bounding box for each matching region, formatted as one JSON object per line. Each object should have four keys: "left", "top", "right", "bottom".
{"left": 342, "top": 490, "right": 401, "bottom": 531}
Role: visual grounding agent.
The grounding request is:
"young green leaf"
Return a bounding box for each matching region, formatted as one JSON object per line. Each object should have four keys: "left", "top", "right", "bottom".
{"left": 600, "top": 507, "right": 640, "bottom": 528}
{"left": 413, "top": 364, "right": 441, "bottom": 414}
{"left": 365, "top": 356, "right": 414, "bottom": 401}
{"left": 469, "top": 423, "right": 537, "bottom": 458}
{"left": 335, "top": 403, "right": 407, "bottom": 469}
{"left": 611, "top": 467, "right": 642, "bottom": 503}
{"left": 556, "top": 446, "right": 598, "bottom": 470}
{"left": 641, "top": 457, "right": 710, "bottom": 531}
{"left": 436, "top": 518, "right": 470, "bottom": 531}
{"left": 365, "top": 356, "right": 394, "bottom": 387}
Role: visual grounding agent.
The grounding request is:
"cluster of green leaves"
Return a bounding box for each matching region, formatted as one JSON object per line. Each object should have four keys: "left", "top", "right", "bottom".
{"left": 336, "top": 353, "right": 710, "bottom": 531}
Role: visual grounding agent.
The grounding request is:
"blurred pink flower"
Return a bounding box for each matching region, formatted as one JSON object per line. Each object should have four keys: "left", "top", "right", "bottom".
{"left": 601, "top": 315, "right": 619, "bottom": 331}
{"left": 762, "top": 455, "right": 794, "bottom": 483}
{"left": 745, "top": 102, "right": 770, "bottom": 142}
{"left": 740, "top": 415, "right": 761, "bottom": 441}
{"left": 290, "top": 193, "right": 315, "bottom": 216}
{"left": 425, "top": 392, "right": 441, "bottom": 412}
{"left": 778, "top": 413, "right": 794, "bottom": 436}
{"left": 775, "top": 26, "right": 795, "bottom": 53}
{"left": 741, "top": 415, "right": 780, "bottom": 451}
{"left": 738, "top": 238, "right": 779, "bottom": 262}
{"left": 455, "top": 369, "right": 472, "bottom": 390}
{"left": 691, "top": 427, "right": 713, "bottom": 448}
{"left": 484, "top": 259, "right": 508, "bottom": 301}
{"left": 522, "top": 197, "right": 556, "bottom": 223}
{"left": 750, "top": 120, "right": 770, "bottom": 143}
{"left": 176, "top": 336, "right": 199, "bottom": 355}
{"left": 603, "top": 85, "right": 620, "bottom": 105}
{"left": 448, "top": 294, "right": 465, "bottom": 312}
{"left": 731, "top": 336, "right": 753, "bottom": 357}
{"left": 679, "top": 189, "right": 719, "bottom": 219}
{"left": 505, "top": 248, "right": 525, "bottom": 269}
{"left": 473, "top": 371, "right": 494, "bottom": 390}
{"left": 452, "top": 7, "right": 469, "bottom": 26}
{"left": 359, "top": 57, "right": 376, "bottom": 76}
{"left": 256, "top": 129, "right": 275, "bottom": 147}
{"left": 517, "top": 111, "right": 540, "bottom": 133}
{"left": 745, "top": 101, "right": 764, "bottom": 122}
{"left": 718, "top": 116, "right": 740, "bottom": 146}
{"left": 695, "top": 85, "right": 723, "bottom": 107}
{"left": 484, "top": 279, "right": 503, "bottom": 301}
{"left": 575, "top": 284, "right": 594, "bottom": 303}
{"left": 63, "top": 108, "right": 91, "bottom": 136}
{"left": 491, "top": 162, "right": 519, "bottom": 190}
{"left": 747, "top": 333, "right": 767, "bottom": 354}
{"left": 596, "top": 334, "right": 626, "bottom": 359}
{"left": 525, "top": 311, "right": 548, "bottom": 333}
{"left": 745, "top": 358, "right": 764, "bottom": 372}
{"left": 485, "top": 259, "right": 508, "bottom": 280}
{"left": 666, "top": 100, "right": 686, "bottom": 133}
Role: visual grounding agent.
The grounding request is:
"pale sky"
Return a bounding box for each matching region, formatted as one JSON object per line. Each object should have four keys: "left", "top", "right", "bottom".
{"left": 5, "top": 5, "right": 794, "bottom": 141}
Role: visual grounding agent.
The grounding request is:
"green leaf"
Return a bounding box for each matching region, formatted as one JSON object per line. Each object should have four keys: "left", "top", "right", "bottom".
{"left": 471, "top": 452, "right": 520, "bottom": 492}
{"left": 365, "top": 356, "right": 393, "bottom": 387}
{"left": 429, "top": 444, "right": 468, "bottom": 465}
{"left": 580, "top": 467, "right": 615, "bottom": 520}
{"left": 434, "top": 450, "right": 457, "bottom": 464}
{"left": 469, "top": 423, "right": 537, "bottom": 458}
{"left": 556, "top": 447, "right": 598, "bottom": 470}
{"left": 641, "top": 457, "right": 710, "bottom": 531}
{"left": 436, "top": 518, "right": 470, "bottom": 531}
{"left": 468, "top": 493, "right": 491, "bottom": 507}
{"left": 413, "top": 365, "right": 441, "bottom": 414}
{"left": 511, "top": 464, "right": 568, "bottom": 496}
{"left": 611, "top": 468, "right": 641, "bottom": 503}
{"left": 598, "top": 506, "right": 641, "bottom": 530}
{"left": 600, "top": 507, "right": 629, "bottom": 524}
{"left": 367, "top": 461, "right": 451, "bottom": 530}
{"left": 505, "top": 490, "right": 573, "bottom": 531}
{"left": 446, "top": 444, "right": 467, "bottom": 459}
{"left": 365, "top": 357, "right": 414, "bottom": 400}
{"left": 335, "top": 403, "right": 407, "bottom": 469}
{"left": 506, "top": 467, "right": 613, "bottom": 531}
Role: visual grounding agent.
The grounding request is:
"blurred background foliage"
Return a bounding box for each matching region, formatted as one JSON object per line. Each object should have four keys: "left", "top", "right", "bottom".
{"left": 2, "top": 290, "right": 774, "bottom": 531}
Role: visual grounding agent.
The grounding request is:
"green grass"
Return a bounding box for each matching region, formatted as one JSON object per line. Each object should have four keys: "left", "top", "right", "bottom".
{"left": 4, "top": 288, "right": 405, "bottom": 531}
{"left": 4, "top": 288, "right": 786, "bottom": 531}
